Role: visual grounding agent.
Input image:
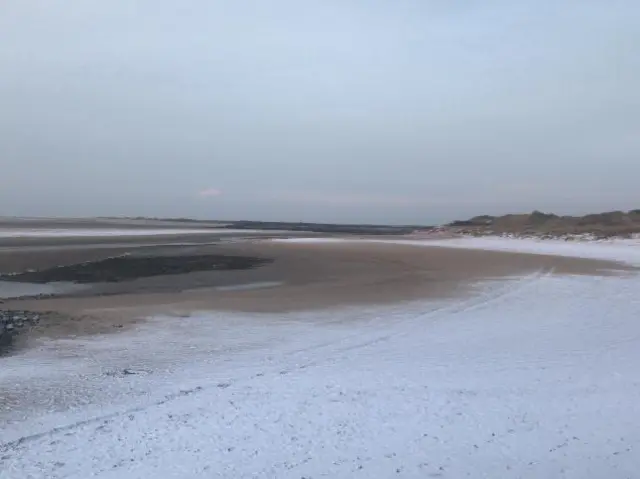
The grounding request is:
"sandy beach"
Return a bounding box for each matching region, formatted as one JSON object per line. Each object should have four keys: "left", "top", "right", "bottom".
{"left": 0, "top": 232, "right": 632, "bottom": 347}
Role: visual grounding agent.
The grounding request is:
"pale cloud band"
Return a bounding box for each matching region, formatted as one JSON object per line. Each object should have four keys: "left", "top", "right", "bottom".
{"left": 198, "top": 188, "right": 223, "bottom": 198}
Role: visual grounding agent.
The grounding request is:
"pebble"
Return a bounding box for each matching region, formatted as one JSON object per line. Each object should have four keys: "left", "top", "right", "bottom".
{"left": 0, "top": 310, "right": 41, "bottom": 338}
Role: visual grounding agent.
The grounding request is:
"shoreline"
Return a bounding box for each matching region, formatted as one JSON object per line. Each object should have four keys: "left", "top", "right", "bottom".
{"left": 1, "top": 235, "right": 633, "bottom": 355}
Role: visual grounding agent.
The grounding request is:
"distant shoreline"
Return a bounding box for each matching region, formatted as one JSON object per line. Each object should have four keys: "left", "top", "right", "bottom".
{"left": 0, "top": 216, "right": 430, "bottom": 236}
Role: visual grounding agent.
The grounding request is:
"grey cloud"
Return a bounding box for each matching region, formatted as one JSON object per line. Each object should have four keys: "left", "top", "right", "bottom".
{"left": 1, "top": 1, "right": 639, "bottom": 224}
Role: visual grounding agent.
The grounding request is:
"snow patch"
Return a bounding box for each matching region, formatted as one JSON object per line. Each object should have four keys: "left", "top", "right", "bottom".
{"left": 274, "top": 236, "right": 640, "bottom": 265}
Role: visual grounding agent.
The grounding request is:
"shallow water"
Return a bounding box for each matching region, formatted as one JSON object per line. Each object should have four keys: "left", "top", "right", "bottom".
{"left": 214, "top": 281, "right": 283, "bottom": 292}
{"left": 0, "top": 228, "right": 283, "bottom": 238}
{"left": 0, "top": 281, "right": 88, "bottom": 299}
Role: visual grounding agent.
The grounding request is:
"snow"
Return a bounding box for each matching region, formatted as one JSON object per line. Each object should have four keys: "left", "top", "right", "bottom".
{"left": 1, "top": 239, "right": 640, "bottom": 478}
{"left": 412, "top": 236, "right": 640, "bottom": 265}
{"left": 276, "top": 236, "right": 640, "bottom": 265}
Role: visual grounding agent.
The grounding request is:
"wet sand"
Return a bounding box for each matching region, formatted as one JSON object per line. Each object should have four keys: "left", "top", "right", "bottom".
{"left": 1, "top": 237, "right": 633, "bottom": 347}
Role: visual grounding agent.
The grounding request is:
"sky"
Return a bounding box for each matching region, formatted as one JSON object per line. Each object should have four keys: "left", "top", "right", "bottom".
{"left": 0, "top": 1, "right": 638, "bottom": 225}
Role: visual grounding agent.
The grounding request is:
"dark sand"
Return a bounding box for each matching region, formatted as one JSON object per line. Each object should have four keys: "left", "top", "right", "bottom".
{"left": 1, "top": 235, "right": 633, "bottom": 346}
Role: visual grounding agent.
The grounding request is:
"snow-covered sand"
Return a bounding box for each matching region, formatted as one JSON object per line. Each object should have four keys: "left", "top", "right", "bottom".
{"left": 1, "top": 238, "right": 639, "bottom": 478}
{"left": 276, "top": 236, "right": 640, "bottom": 263}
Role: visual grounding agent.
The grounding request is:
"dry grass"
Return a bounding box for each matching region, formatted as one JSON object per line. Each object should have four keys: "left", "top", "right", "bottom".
{"left": 450, "top": 209, "right": 640, "bottom": 236}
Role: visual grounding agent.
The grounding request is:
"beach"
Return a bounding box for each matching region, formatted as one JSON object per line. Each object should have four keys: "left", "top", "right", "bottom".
{"left": 1, "top": 228, "right": 640, "bottom": 478}
{"left": 0, "top": 230, "right": 630, "bottom": 343}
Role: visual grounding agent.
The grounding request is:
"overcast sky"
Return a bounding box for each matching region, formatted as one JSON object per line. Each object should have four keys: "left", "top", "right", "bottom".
{"left": 1, "top": 1, "right": 638, "bottom": 224}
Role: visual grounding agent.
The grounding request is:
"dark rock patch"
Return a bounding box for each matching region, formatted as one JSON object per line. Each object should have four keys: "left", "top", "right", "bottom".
{"left": 1, "top": 254, "right": 272, "bottom": 284}
{"left": 0, "top": 310, "right": 41, "bottom": 356}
